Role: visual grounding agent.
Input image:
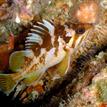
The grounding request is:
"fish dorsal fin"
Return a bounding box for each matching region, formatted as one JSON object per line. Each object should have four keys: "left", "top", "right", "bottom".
{"left": 25, "top": 20, "right": 55, "bottom": 57}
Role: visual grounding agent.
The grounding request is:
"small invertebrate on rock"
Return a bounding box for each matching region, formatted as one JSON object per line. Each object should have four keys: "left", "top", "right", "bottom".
{"left": 74, "top": 0, "right": 99, "bottom": 24}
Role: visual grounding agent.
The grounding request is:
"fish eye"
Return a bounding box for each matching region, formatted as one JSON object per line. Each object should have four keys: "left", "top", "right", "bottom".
{"left": 76, "top": 27, "right": 85, "bottom": 34}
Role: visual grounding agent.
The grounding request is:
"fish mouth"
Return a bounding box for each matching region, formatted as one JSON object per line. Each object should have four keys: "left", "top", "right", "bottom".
{"left": 67, "top": 23, "right": 92, "bottom": 50}
{"left": 73, "top": 30, "right": 90, "bottom": 48}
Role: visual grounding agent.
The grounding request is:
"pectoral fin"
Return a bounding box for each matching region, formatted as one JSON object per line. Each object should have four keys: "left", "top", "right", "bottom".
{"left": 57, "top": 51, "right": 70, "bottom": 76}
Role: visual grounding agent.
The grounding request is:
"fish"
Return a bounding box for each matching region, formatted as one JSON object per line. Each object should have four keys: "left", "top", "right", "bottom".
{"left": 16, "top": 23, "right": 94, "bottom": 103}
{"left": 0, "top": 19, "right": 83, "bottom": 95}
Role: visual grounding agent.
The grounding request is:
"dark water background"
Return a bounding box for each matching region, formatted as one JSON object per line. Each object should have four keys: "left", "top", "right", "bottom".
{"left": 0, "top": 91, "right": 39, "bottom": 107}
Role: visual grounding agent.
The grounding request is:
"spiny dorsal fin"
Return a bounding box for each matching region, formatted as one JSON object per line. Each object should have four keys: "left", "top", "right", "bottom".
{"left": 25, "top": 20, "right": 55, "bottom": 56}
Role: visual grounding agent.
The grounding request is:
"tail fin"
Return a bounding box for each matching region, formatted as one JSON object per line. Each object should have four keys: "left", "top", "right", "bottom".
{"left": 0, "top": 74, "right": 18, "bottom": 95}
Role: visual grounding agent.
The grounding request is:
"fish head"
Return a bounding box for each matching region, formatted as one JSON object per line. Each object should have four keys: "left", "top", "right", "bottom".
{"left": 67, "top": 0, "right": 107, "bottom": 50}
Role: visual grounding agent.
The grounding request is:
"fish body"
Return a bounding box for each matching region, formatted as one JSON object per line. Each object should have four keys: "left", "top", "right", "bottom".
{"left": 0, "top": 20, "right": 74, "bottom": 95}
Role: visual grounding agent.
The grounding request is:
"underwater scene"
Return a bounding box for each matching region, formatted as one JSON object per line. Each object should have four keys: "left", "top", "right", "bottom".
{"left": 0, "top": 0, "right": 107, "bottom": 107}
